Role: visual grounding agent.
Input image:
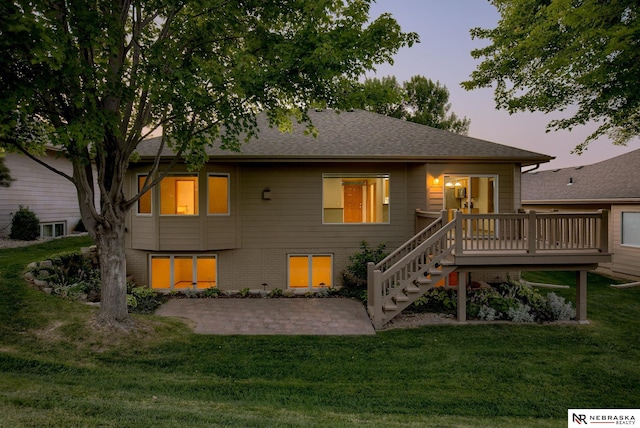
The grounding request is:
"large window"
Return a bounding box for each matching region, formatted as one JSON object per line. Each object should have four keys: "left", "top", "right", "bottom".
{"left": 150, "top": 255, "right": 217, "bottom": 290}
{"left": 208, "top": 174, "right": 229, "bottom": 215}
{"left": 622, "top": 212, "right": 640, "bottom": 247}
{"left": 137, "top": 174, "right": 152, "bottom": 215}
{"left": 160, "top": 174, "right": 198, "bottom": 215}
{"left": 288, "top": 254, "right": 332, "bottom": 289}
{"left": 323, "top": 174, "right": 389, "bottom": 224}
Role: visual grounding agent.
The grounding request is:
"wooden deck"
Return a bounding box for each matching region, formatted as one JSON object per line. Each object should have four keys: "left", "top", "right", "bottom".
{"left": 367, "top": 209, "right": 611, "bottom": 329}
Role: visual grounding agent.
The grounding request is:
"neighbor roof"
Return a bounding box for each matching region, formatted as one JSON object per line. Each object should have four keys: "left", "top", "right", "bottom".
{"left": 522, "top": 148, "right": 640, "bottom": 202}
{"left": 136, "top": 109, "right": 553, "bottom": 165}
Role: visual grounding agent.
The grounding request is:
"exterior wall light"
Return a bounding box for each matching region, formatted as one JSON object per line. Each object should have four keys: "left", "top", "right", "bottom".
{"left": 262, "top": 187, "right": 272, "bottom": 200}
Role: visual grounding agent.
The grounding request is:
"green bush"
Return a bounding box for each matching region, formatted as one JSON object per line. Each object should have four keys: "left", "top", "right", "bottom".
{"left": 127, "top": 286, "right": 167, "bottom": 314}
{"left": 410, "top": 280, "right": 576, "bottom": 323}
{"left": 10, "top": 206, "right": 40, "bottom": 241}
{"left": 341, "top": 241, "right": 387, "bottom": 293}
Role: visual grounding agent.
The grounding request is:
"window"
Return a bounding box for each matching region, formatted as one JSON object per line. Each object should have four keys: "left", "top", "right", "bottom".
{"left": 150, "top": 255, "right": 217, "bottom": 290}
{"left": 323, "top": 174, "right": 389, "bottom": 224}
{"left": 137, "top": 174, "right": 152, "bottom": 215}
{"left": 160, "top": 174, "right": 198, "bottom": 215}
{"left": 40, "top": 222, "right": 66, "bottom": 238}
{"left": 208, "top": 174, "right": 229, "bottom": 215}
{"left": 622, "top": 212, "right": 640, "bottom": 247}
{"left": 288, "top": 254, "right": 332, "bottom": 289}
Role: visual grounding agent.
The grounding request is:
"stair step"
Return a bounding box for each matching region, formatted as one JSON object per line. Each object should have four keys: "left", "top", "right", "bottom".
{"left": 383, "top": 303, "right": 397, "bottom": 311}
{"left": 406, "top": 285, "right": 421, "bottom": 293}
{"left": 394, "top": 294, "right": 409, "bottom": 303}
{"left": 416, "top": 278, "right": 432, "bottom": 286}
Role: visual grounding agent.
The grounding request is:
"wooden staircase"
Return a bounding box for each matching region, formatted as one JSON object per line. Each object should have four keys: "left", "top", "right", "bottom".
{"left": 368, "top": 210, "right": 457, "bottom": 329}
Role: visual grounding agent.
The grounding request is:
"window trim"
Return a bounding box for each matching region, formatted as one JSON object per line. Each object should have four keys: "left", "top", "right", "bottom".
{"left": 40, "top": 221, "right": 66, "bottom": 238}
{"left": 621, "top": 211, "right": 640, "bottom": 248}
{"left": 287, "top": 253, "right": 333, "bottom": 289}
{"left": 149, "top": 254, "right": 218, "bottom": 291}
{"left": 322, "top": 173, "right": 390, "bottom": 225}
{"left": 207, "top": 173, "right": 231, "bottom": 216}
{"left": 159, "top": 173, "right": 199, "bottom": 217}
{"left": 136, "top": 173, "right": 153, "bottom": 216}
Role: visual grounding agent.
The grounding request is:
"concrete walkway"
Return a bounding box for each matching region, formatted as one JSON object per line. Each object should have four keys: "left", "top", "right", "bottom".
{"left": 155, "top": 298, "right": 376, "bottom": 335}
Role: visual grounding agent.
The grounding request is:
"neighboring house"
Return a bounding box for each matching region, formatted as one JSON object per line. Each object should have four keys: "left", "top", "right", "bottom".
{"left": 125, "top": 109, "right": 610, "bottom": 327}
{"left": 522, "top": 149, "right": 640, "bottom": 281}
{"left": 0, "top": 149, "right": 83, "bottom": 238}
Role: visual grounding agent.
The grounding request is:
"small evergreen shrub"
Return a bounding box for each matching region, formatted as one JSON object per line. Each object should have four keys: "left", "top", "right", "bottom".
{"left": 10, "top": 206, "right": 40, "bottom": 241}
{"left": 341, "top": 241, "right": 388, "bottom": 294}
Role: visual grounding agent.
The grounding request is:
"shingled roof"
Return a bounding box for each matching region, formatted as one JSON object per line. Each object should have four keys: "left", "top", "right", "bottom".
{"left": 522, "top": 148, "right": 640, "bottom": 202}
{"left": 136, "top": 109, "right": 552, "bottom": 165}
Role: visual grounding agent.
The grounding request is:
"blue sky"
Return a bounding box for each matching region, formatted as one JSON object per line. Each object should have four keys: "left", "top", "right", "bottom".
{"left": 367, "top": 0, "right": 639, "bottom": 170}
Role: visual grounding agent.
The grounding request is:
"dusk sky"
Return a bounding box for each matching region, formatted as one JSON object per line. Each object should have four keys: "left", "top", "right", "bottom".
{"left": 367, "top": 0, "right": 639, "bottom": 170}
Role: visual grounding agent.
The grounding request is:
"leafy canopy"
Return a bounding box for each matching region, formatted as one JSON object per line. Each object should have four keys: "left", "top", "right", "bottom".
{"left": 351, "top": 75, "right": 470, "bottom": 134}
{"left": 0, "top": 0, "right": 418, "bottom": 220}
{"left": 462, "top": 0, "right": 639, "bottom": 153}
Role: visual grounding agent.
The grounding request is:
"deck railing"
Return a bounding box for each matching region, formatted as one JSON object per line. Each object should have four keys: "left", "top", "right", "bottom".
{"left": 452, "top": 210, "right": 609, "bottom": 255}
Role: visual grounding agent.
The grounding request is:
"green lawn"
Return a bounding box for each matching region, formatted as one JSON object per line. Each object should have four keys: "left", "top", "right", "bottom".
{"left": 1, "top": 237, "right": 639, "bottom": 427}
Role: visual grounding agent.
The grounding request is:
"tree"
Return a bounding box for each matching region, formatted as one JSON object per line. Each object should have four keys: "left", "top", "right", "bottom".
{"left": 0, "top": 154, "right": 12, "bottom": 187}
{"left": 0, "top": 0, "right": 417, "bottom": 326}
{"left": 353, "top": 75, "right": 470, "bottom": 134}
{"left": 462, "top": 0, "right": 640, "bottom": 153}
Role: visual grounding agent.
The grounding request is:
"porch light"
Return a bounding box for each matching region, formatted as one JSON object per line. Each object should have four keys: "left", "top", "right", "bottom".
{"left": 262, "top": 187, "right": 272, "bottom": 200}
{"left": 433, "top": 178, "right": 440, "bottom": 185}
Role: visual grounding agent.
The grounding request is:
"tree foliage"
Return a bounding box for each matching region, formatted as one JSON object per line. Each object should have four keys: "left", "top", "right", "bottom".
{"left": 352, "top": 75, "right": 470, "bottom": 134}
{"left": 0, "top": 0, "right": 417, "bottom": 325}
{"left": 462, "top": 0, "right": 640, "bottom": 153}
{"left": 0, "top": 155, "right": 12, "bottom": 187}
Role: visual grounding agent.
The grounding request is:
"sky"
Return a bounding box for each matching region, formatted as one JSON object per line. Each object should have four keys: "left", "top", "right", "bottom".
{"left": 367, "top": 0, "right": 639, "bottom": 170}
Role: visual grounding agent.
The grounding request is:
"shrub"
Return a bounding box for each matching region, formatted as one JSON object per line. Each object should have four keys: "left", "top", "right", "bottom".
{"left": 127, "top": 286, "right": 167, "bottom": 314}
{"left": 341, "top": 241, "right": 387, "bottom": 293}
{"left": 10, "top": 206, "right": 40, "bottom": 241}
{"left": 546, "top": 292, "right": 576, "bottom": 321}
{"left": 203, "top": 287, "right": 225, "bottom": 298}
{"left": 507, "top": 303, "right": 535, "bottom": 322}
{"left": 40, "top": 250, "right": 101, "bottom": 301}
{"left": 411, "top": 287, "right": 457, "bottom": 315}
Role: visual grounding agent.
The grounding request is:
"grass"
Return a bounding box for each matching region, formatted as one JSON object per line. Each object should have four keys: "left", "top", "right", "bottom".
{"left": 1, "top": 237, "right": 639, "bottom": 427}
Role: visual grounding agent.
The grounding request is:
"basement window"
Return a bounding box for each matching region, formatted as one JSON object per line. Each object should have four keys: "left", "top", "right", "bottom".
{"left": 288, "top": 254, "right": 333, "bottom": 289}
{"left": 40, "top": 222, "right": 66, "bottom": 238}
{"left": 150, "top": 255, "right": 217, "bottom": 290}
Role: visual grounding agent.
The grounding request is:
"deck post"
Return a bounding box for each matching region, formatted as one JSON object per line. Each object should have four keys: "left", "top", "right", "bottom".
{"left": 599, "top": 209, "right": 609, "bottom": 253}
{"left": 457, "top": 271, "right": 467, "bottom": 323}
{"left": 527, "top": 210, "right": 537, "bottom": 253}
{"left": 367, "top": 262, "right": 384, "bottom": 329}
{"left": 454, "top": 210, "right": 463, "bottom": 255}
{"left": 576, "top": 270, "right": 589, "bottom": 324}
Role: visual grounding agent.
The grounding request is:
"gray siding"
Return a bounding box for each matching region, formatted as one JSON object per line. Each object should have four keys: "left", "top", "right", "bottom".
{"left": 124, "top": 160, "right": 526, "bottom": 288}
{"left": 612, "top": 205, "right": 640, "bottom": 279}
{"left": 0, "top": 151, "right": 96, "bottom": 237}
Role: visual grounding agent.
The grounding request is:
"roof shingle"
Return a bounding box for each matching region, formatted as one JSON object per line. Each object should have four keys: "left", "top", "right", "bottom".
{"left": 137, "top": 109, "right": 553, "bottom": 164}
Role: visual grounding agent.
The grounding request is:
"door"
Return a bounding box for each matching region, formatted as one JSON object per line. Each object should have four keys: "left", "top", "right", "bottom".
{"left": 444, "top": 175, "right": 497, "bottom": 235}
{"left": 343, "top": 182, "right": 363, "bottom": 223}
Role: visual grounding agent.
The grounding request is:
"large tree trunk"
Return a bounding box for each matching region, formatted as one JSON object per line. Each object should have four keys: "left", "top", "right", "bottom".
{"left": 94, "top": 221, "right": 130, "bottom": 325}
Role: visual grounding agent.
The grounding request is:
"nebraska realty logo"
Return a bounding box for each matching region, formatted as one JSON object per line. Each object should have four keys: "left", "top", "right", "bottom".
{"left": 569, "top": 409, "right": 638, "bottom": 426}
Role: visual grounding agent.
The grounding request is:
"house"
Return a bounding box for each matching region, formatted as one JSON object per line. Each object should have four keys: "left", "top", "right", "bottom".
{"left": 522, "top": 149, "right": 640, "bottom": 281}
{"left": 0, "top": 148, "right": 84, "bottom": 238}
{"left": 125, "top": 109, "right": 610, "bottom": 328}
